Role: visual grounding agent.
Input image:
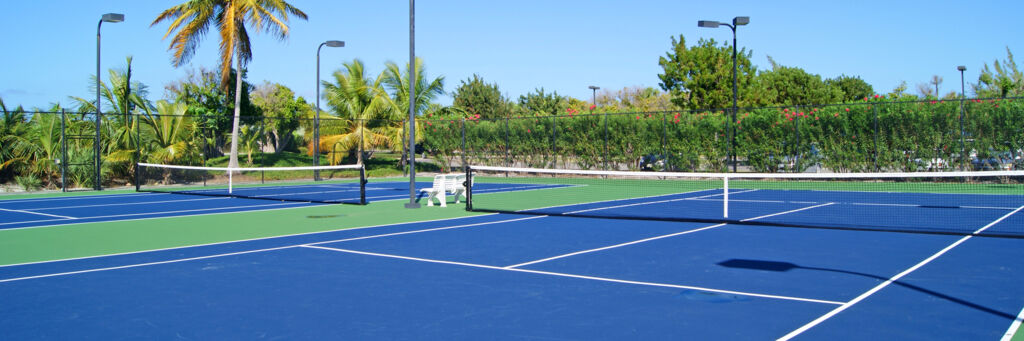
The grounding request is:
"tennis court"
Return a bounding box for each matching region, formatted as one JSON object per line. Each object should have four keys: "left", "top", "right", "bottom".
{"left": 1, "top": 167, "right": 1024, "bottom": 339}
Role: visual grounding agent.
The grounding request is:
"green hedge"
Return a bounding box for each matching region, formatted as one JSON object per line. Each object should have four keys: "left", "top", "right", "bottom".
{"left": 420, "top": 98, "right": 1024, "bottom": 173}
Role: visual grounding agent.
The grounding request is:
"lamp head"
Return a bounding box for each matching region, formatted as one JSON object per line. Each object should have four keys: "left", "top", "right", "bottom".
{"left": 588, "top": 86, "right": 600, "bottom": 90}
{"left": 957, "top": 65, "right": 966, "bottom": 72}
{"left": 101, "top": 13, "right": 124, "bottom": 23}
{"left": 325, "top": 40, "right": 345, "bottom": 48}
{"left": 698, "top": 20, "right": 720, "bottom": 28}
{"left": 733, "top": 16, "right": 750, "bottom": 26}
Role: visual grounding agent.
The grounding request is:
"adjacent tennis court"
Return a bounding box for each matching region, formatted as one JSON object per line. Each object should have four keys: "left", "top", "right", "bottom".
{"left": 1, "top": 168, "right": 1023, "bottom": 339}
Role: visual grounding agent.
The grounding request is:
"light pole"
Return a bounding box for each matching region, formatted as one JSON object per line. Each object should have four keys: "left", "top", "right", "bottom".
{"left": 96, "top": 12, "right": 124, "bottom": 190}
{"left": 588, "top": 85, "right": 600, "bottom": 109}
{"left": 699, "top": 16, "right": 749, "bottom": 172}
{"left": 315, "top": 40, "right": 344, "bottom": 180}
{"left": 958, "top": 65, "right": 967, "bottom": 171}
{"left": 405, "top": 0, "right": 420, "bottom": 208}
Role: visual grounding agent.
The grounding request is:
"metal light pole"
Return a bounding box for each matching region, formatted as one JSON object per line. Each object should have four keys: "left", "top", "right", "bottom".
{"left": 588, "top": 85, "right": 600, "bottom": 108}
{"left": 405, "top": 0, "right": 420, "bottom": 208}
{"left": 699, "top": 16, "right": 748, "bottom": 172}
{"left": 96, "top": 13, "right": 124, "bottom": 190}
{"left": 315, "top": 40, "right": 344, "bottom": 180}
{"left": 958, "top": 65, "right": 967, "bottom": 171}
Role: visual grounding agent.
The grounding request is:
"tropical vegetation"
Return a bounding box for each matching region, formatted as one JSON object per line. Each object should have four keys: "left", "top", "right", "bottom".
{"left": 2, "top": 28, "right": 1023, "bottom": 191}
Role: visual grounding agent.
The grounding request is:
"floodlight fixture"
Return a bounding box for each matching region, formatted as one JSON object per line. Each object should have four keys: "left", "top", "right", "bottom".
{"left": 101, "top": 13, "right": 124, "bottom": 23}
{"left": 697, "top": 20, "right": 719, "bottom": 28}
{"left": 733, "top": 16, "right": 749, "bottom": 26}
{"left": 325, "top": 40, "right": 345, "bottom": 48}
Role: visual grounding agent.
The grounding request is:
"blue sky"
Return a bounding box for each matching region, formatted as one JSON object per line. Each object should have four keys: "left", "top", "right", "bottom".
{"left": 1, "top": 0, "right": 1021, "bottom": 111}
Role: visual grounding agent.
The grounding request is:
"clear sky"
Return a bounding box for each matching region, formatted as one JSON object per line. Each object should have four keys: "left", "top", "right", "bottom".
{"left": 1, "top": 0, "right": 1021, "bottom": 111}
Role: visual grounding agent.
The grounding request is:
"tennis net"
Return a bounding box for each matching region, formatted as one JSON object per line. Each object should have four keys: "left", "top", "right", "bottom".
{"left": 465, "top": 166, "right": 1024, "bottom": 238}
{"left": 136, "top": 163, "right": 366, "bottom": 204}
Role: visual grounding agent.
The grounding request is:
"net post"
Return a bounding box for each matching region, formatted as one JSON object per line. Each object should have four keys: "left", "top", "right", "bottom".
{"left": 134, "top": 163, "right": 141, "bottom": 192}
{"left": 359, "top": 164, "right": 367, "bottom": 205}
{"left": 723, "top": 175, "right": 729, "bottom": 218}
{"left": 464, "top": 165, "right": 472, "bottom": 211}
{"left": 228, "top": 169, "right": 233, "bottom": 195}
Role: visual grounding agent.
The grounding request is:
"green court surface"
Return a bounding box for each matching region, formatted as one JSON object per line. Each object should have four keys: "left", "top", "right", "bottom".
{"left": 0, "top": 194, "right": 481, "bottom": 266}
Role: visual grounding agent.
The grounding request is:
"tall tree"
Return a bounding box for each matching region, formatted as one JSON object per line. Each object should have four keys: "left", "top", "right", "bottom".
{"left": 825, "top": 75, "right": 874, "bottom": 102}
{"left": 319, "top": 59, "right": 400, "bottom": 165}
{"left": 658, "top": 35, "right": 756, "bottom": 111}
{"left": 452, "top": 74, "right": 512, "bottom": 119}
{"left": 517, "top": 88, "right": 567, "bottom": 116}
{"left": 976, "top": 47, "right": 1023, "bottom": 98}
{"left": 152, "top": 0, "right": 307, "bottom": 168}
{"left": 752, "top": 64, "right": 843, "bottom": 106}
{"left": 250, "top": 82, "right": 307, "bottom": 153}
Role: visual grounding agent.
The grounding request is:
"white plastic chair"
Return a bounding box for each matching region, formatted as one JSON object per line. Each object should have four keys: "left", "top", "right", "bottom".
{"left": 420, "top": 174, "right": 449, "bottom": 207}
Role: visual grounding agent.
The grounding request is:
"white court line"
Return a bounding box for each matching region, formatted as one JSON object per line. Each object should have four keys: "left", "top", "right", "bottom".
{"left": 301, "top": 245, "right": 844, "bottom": 306}
{"left": 505, "top": 224, "right": 728, "bottom": 269}
{"left": 0, "top": 214, "right": 497, "bottom": 268}
{"left": 564, "top": 189, "right": 760, "bottom": 215}
{"left": 0, "top": 245, "right": 299, "bottom": 283}
{"left": 1003, "top": 304, "right": 1024, "bottom": 341}
{"left": 0, "top": 207, "right": 77, "bottom": 219}
{"left": 306, "top": 215, "right": 547, "bottom": 246}
{"left": 779, "top": 205, "right": 1024, "bottom": 340}
{"left": 523, "top": 188, "right": 722, "bottom": 213}
{"left": 0, "top": 192, "right": 168, "bottom": 204}
{"left": 507, "top": 202, "right": 835, "bottom": 269}
{"left": 0, "top": 201, "right": 306, "bottom": 228}
{"left": 688, "top": 198, "right": 1018, "bottom": 211}
{"left": 0, "top": 215, "right": 540, "bottom": 282}
{"left": 29, "top": 197, "right": 230, "bottom": 211}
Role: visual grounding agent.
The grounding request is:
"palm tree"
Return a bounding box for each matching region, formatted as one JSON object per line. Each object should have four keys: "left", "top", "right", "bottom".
{"left": 318, "top": 59, "right": 401, "bottom": 165}
{"left": 0, "top": 98, "right": 29, "bottom": 182}
{"left": 140, "top": 101, "right": 202, "bottom": 166}
{"left": 71, "top": 57, "right": 150, "bottom": 178}
{"left": 381, "top": 58, "right": 445, "bottom": 167}
{"left": 152, "top": 0, "right": 307, "bottom": 169}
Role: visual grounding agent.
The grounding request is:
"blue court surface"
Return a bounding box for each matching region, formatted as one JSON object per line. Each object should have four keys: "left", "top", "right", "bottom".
{"left": 2, "top": 184, "right": 1024, "bottom": 339}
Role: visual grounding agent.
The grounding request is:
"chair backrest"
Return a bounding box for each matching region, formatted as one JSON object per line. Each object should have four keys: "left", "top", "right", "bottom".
{"left": 449, "top": 174, "right": 466, "bottom": 189}
{"left": 431, "top": 174, "right": 447, "bottom": 189}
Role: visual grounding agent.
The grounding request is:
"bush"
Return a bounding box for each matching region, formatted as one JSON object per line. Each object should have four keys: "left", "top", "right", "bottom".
{"left": 15, "top": 174, "right": 41, "bottom": 192}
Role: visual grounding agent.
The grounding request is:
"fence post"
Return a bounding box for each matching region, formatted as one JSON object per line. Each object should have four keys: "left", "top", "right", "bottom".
{"left": 504, "top": 115, "right": 510, "bottom": 170}
{"left": 603, "top": 112, "right": 609, "bottom": 170}
{"left": 461, "top": 118, "right": 467, "bottom": 169}
{"left": 873, "top": 105, "right": 879, "bottom": 171}
{"left": 551, "top": 115, "right": 557, "bottom": 168}
{"left": 795, "top": 105, "right": 801, "bottom": 172}
{"left": 661, "top": 112, "right": 668, "bottom": 171}
{"left": 61, "top": 109, "right": 67, "bottom": 192}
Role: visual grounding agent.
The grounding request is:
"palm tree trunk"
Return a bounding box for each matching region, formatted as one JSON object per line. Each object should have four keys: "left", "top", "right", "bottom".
{"left": 228, "top": 52, "right": 242, "bottom": 169}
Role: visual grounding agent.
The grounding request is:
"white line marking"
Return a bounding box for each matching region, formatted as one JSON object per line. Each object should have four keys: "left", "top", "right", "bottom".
{"left": 508, "top": 202, "right": 836, "bottom": 269}
{"left": 745, "top": 203, "right": 835, "bottom": 221}
{"left": 1003, "top": 304, "right": 1024, "bottom": 341}
{"left": 779, "top": 205, "right": 1024, "bottom": 340}
{"left": 301, "top": 245, "right": 844, "bottom": 306}
{"left": 523, "top": 188, "right": 722, "bottom": 213}
{"left": 0, "top": 246, "right": 299, "bottom": 283}
{"left": 0, "top": 207, "right": 77, "bottom": 219}
{"left": 0, "top": 192, "right": 168, "bottom": 204}
{"left": 0, "top": 202, "right": 306, "bottom": 228}
{"left": 505, "top": 224, "right": 728, "bottom": 269}
{"left": 29, "top": 197, "right": 230, "bottom": 211}
{"left": 565, "top": 189, "right": 759, "bottom": 215}
{"left": 0, "top": 214, "right": 498, "bottom": 268}
{"left": 306, "top": 215, "right": 547, "bottom": 246}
